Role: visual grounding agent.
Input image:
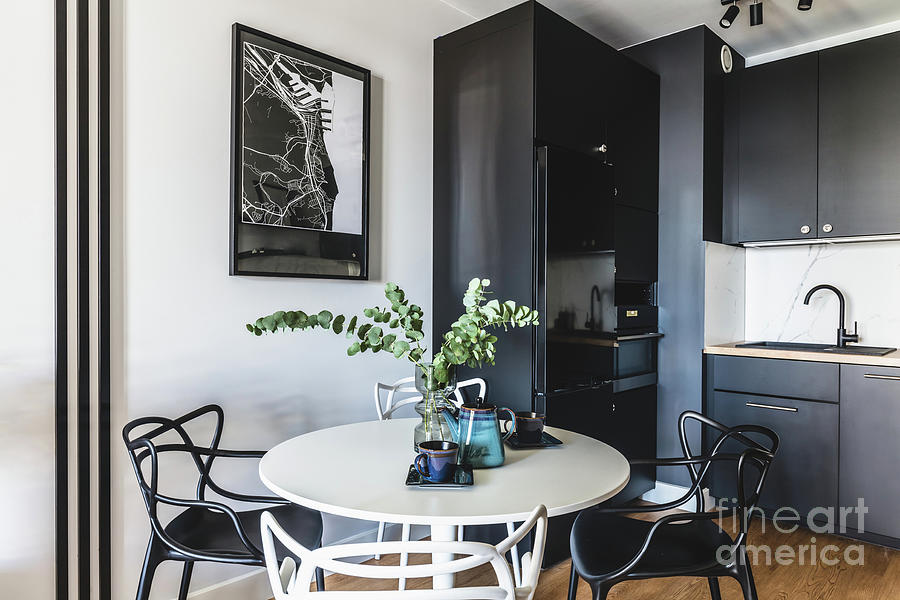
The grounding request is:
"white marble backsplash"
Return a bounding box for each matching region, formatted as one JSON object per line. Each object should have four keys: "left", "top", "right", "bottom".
{"left": 704, "top": 242, "right": 746, "bottom": 345}
{"left": 744, "top": 241, "right": 900, "bottom": 347}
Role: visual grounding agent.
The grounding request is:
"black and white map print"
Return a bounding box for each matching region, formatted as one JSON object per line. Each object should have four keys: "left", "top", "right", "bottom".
{"left": 241, "top": 41, "right": 363, "bottom": 234}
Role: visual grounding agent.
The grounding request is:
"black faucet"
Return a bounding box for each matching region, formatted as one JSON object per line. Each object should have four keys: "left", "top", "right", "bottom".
{"left": 585, "top": 285, "right": 601, "bottom": 331}
{"left": 803, "top": 284, "right": 859, "bottom": 348}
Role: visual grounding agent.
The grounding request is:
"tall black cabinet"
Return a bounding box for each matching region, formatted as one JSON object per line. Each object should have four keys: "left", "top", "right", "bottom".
{"left": 434, "top": 0, "right": 660, "bottom": 564}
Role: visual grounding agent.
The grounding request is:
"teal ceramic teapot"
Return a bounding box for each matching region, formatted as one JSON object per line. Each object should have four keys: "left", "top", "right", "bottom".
{"left": 442, "top": 403, "right": 516, "bottom": 468}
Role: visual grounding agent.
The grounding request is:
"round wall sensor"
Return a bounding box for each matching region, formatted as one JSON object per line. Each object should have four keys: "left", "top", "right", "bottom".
{"left": 721, "top": 44, "right": 733, "bottom": 73}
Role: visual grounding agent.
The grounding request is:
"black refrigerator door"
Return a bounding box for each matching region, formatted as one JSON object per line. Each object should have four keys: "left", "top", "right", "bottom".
{"left": 543, "top": 145, "right": 615, "bottom": 255}
{"left": 535, "top": 146, "right": 616, "bottom": 403}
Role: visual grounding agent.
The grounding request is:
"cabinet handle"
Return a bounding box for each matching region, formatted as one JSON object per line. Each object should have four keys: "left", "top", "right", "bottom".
{"left": 822, "top": 223, "right": 833, "bottom": 233}
{"left": 864, "top": 373, "right": 900, "bottom": 381}
{"left": 800, "top": 225, "right": 811, "bottom": 234}
{"left": 746, "top": 402, "right": 797, "bottom": 413}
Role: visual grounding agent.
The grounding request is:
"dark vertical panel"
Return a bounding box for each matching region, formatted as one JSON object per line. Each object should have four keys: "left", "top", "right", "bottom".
{"left": 702, "top": 28, "right": 725, "bottom": 243}
{"left": 625, "top": 28, "right": 706, "bottom": 487}
{"left": 721, "top": 51, "right": 745, "bottom": 245}
{"left": 98, "top": 0, "right": 111, "bottom": 598}
{"left": 433, "top": 5, "right": 535, "bottom": 412}
{"left": 54, "top": 0, "right": 68, "bottom": 597}
{"left": 76, "top": 0, "right": 91, "bottom": 596}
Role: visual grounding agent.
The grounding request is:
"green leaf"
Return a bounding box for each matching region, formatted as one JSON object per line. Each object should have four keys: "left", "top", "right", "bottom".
{"left": 392, "top": 339, "right": 410, "bottom": 358}
{"left": 389, "top": 318, "right": 399, "bottom": 328}
{"left": 382, "top": 333, "right": 397, "bottom": 347}
{"left": 347, "top": 342, "right": 361, "bottom": 356}
{"left": 345, "top": 316, "right": 357, "bottom": 337}
{"left": 368, "top": 326, "right": 383, "bottom": 346}
{"left": 332, "top": 314, "right": 345, "bottom": 334}
{"left": 406, "top": 329, "right": 424, "bottom": 342}
{"left": 317, "top": 310, "right": 333, "bottom": 328}
{"left": 253, "top": 327, "right": 263, "bottom": 336}
{"left": 245, "top": 323, "right": 254, "bottom": 333}
{"left": 398, "top": 305, "right": 410, "bottom": 317}
{"left": 385, "top": 282, "right": 398, "bottom": 292}
{"left": 363, "top": 308, "right": 375, "bottom": 318}
{"left": 261, "top": 315, "right": 276, "bottom": 332}
{"left": 357, "top": 323, "right": 373, "bottom": 340}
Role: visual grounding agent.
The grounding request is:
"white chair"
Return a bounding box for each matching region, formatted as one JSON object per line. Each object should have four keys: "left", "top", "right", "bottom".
{"left": 371, "top": 375, "right": 488, "bottom": 580}
{"left": 261, "top": 504, "right": 548, "bottom": 600}
{"left": 373, "top": 376, "right": 488, "bottom": 422}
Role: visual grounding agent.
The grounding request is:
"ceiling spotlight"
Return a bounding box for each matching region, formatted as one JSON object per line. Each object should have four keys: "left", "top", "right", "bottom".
{"left": 798, "top": 0, "right": 813, "bottom": 10}
{"left": 750, "top": 1, "right": 763, "bottom": 26}
{"left": 721, "top": 3, "right": 740, "bottom": 28}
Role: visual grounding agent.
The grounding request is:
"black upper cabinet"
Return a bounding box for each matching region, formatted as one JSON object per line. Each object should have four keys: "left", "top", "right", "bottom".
{"left": 609, "top": 58, "right": 660, "bottom": 212}
{"left": 727, "top": 32, "right": 900, "bottom": 243}
{"left": 819, "top": 32, "right": 900, "bottom": 238}
{"left": 737, "top": 54, "right": 818, "bottom": 242}
{"left": 535, "top": 4, "right": 660, "bottom": 212}
{"left": 534, "top": 4, "right": 611, "bottom": 157}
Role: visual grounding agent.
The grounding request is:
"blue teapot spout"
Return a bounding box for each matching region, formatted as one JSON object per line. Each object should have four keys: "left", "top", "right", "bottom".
{"left": 440, "top": 407, "right": 460, "bottom": 442}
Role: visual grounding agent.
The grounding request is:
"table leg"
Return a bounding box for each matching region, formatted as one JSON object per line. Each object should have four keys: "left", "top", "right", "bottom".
{"left": 429, "top": 524, "right": 458, "bottom": 590}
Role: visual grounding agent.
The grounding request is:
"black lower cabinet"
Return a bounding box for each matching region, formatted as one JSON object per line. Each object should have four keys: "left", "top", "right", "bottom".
{"left": 709, "top": 391, "right": 838, "bottom": 521}
{"left": 839, "top": 365, "right": 900, "bottom": 541}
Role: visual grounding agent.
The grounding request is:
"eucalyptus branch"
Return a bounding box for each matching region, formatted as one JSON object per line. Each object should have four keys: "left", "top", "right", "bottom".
{"left": 246, "top": 278, "right": 539, "bottom": 389}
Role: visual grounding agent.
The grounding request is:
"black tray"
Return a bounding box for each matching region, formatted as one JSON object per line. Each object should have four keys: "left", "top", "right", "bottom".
{"left": 505, "top": 431, "right": 564, "bottom": 449}
{"left": 405, "top": 464, "right": 473, "bottom": 488}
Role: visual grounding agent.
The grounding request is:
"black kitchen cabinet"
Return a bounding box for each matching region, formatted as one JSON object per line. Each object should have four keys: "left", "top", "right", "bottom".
{"left": 609, "top": 57, "right": 660, "bottom": 213}
{"left": 839, "top": 365, "right": 900, "bottom": 540}
{"left": 725, "top": 31, "right": 900, "bottom": 243}
{"left": 709, "top": 390, "right": 839, "bottom": 520}
{"left": 818, "top": 32, "right": 900, "bottom": 238}
{"left": 736, "top": 53, "right": 818, "bottom": 243}
{"left": 534, "top": 3, "right": 612, "bottom": 157}
{"left": 614, "top": 205, "right": 658, "bottom": 283}
{"left": 435, "top": 1, "right": 659, "bottom": 415}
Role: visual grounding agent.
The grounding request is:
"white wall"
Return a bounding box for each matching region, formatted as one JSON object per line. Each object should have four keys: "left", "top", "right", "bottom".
{"left": 0, "top": 1, "right": 57, "bottom": 598}
{"left": 704, "top": 242, "right": 745, "bottom": 346}
{"left": 745, "top": 241, "right": 900, "bottom": 346}
{"left": 111, "top": 1, "right": 471, "bottom": 598}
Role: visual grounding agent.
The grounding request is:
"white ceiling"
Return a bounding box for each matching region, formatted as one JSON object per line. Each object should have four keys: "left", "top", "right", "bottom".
{"left": 437, "top": 0, "right": 900, "bottom": 60}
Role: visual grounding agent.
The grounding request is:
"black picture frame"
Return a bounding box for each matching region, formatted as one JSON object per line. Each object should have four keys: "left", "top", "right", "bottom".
{"left": 230, "top": 23, "right": 370, "bottom": 279}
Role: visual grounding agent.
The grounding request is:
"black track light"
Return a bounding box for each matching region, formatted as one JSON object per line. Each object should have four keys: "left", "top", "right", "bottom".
{"left": 798, "top": 0, "right": 813, "bottom": 10}
{"left": 720, "top": 3, "right": 740, "bottom": 29}
{"left": 750, "top": 1, "right": 763, "bottom": 26}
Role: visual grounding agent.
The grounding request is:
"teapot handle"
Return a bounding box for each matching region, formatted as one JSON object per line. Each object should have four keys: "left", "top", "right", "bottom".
{"left": 499, "top": 407, "right": 517, "bottom": 441}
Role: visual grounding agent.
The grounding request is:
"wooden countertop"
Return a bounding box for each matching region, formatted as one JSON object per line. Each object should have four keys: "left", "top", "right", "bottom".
{"left": 704, "top": 342, "right": 900, "bottom": 368}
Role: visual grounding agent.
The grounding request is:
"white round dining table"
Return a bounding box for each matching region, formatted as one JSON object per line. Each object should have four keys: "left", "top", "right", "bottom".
{"left": 259, "top": 418, "right": 630, "bottom": 589}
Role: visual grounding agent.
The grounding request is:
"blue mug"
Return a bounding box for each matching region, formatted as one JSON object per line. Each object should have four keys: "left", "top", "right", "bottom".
{"left": 414, "top": 440, "right": 459, "bottom": 483}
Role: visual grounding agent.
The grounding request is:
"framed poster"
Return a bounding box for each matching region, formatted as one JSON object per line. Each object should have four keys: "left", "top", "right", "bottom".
{"left": 230, "top": 23, "right": 370, "bottom": 279}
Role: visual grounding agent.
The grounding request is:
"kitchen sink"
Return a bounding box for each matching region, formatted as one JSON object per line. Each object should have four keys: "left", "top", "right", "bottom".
{"left": 737, "top": 341, "right": 897, "bottom": 356}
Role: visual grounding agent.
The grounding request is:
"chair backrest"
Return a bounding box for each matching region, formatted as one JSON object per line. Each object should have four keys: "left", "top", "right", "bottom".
{"left": 677, "top": 411, "right": 779, "bottom": 543}
{"left": 373, "top": 377, "right": 488, "bottom": 421}
{"left": 122, "top": 404, "right": 225, "bottom": 506}
{"left": 261, "top": 505, "right": 548, "bottom": 600}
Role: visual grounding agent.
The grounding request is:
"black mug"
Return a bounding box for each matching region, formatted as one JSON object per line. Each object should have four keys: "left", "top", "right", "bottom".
{"left": 504, "top": 411, "right": 545, "bottom": 444}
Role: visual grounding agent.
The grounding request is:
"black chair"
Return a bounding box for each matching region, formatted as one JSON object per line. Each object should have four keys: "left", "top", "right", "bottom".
{"left": 568, "top": 410, "right": 779, "bottom": 600}
{"left": 123, "top": 404, "right": 325, "bottom": 600}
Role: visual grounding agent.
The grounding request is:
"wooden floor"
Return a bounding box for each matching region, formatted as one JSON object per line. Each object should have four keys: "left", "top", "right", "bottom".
{"left": 306, "top": 516, "right": 900, "bottom": 599}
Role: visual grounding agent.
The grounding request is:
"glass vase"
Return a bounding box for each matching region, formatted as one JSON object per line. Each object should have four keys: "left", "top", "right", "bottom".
{"left": 412, "top": 363, "right": 457, "bottom": 452}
